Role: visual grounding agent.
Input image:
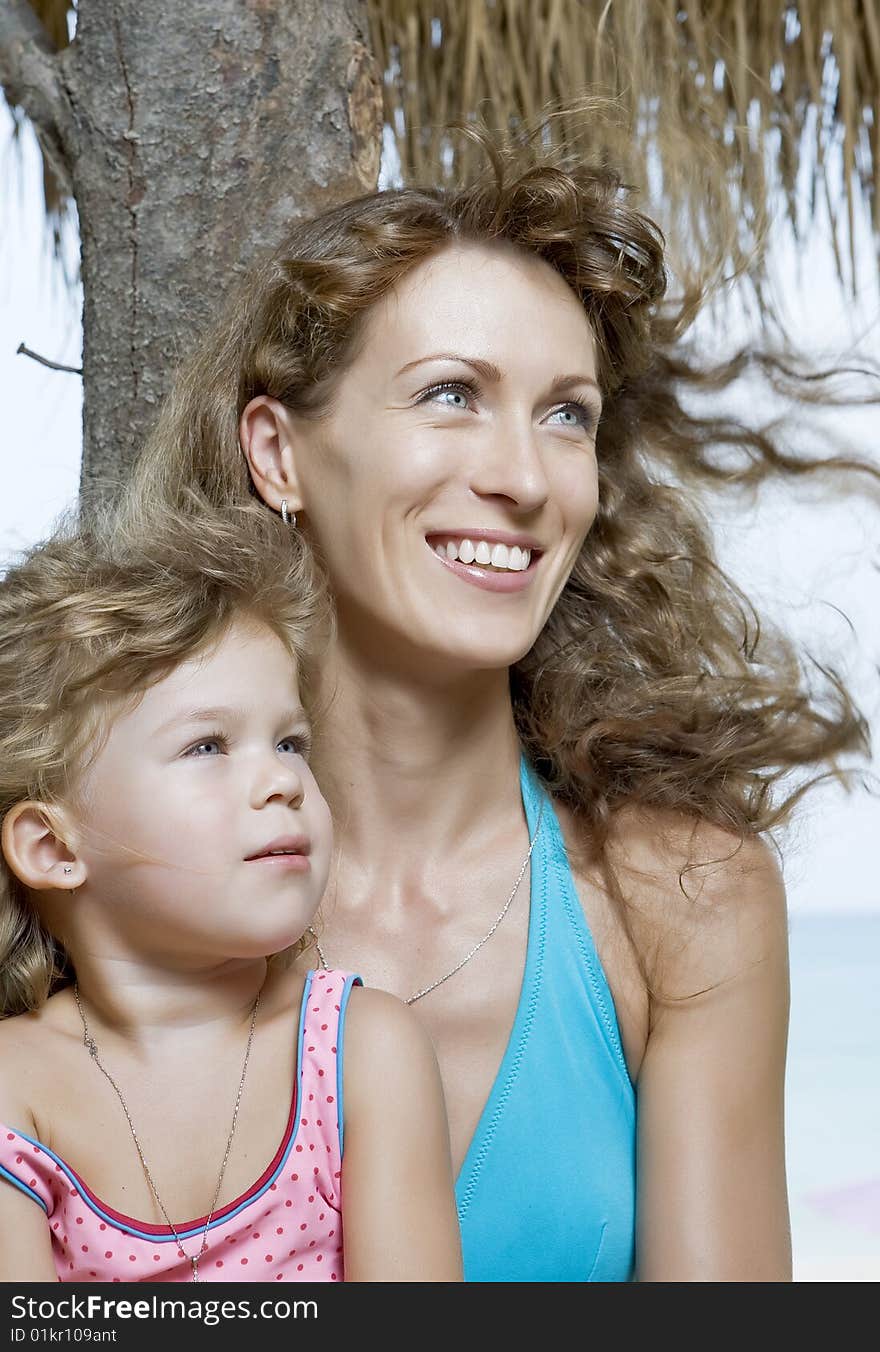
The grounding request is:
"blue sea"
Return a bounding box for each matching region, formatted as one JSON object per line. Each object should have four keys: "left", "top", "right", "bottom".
{"left": 786, "top": 914, "right": 880, "bottom": 1281}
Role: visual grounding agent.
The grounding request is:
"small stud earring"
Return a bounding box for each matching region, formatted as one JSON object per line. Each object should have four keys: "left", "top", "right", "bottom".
{"left": 63, "top": 865, "right": 72, "bottom": 876}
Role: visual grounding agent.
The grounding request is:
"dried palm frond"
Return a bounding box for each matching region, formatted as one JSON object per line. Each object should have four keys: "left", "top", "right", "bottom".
{"left": 25, "top": 0, "right": 69, "bottom": 52}
{"left": 8, "top": 0, "right": 73, "bottom": 240}
{"left": 368, "top": 0, "right": 879, "bottom": 300}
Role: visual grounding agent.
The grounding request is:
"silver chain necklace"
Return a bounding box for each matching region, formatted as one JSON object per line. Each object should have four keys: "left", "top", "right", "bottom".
{"left": 311, "top": 797, "right": 544, "bottom": 1004}
{"left": 73, "top": 980, "right": 263, "bottom": 1283}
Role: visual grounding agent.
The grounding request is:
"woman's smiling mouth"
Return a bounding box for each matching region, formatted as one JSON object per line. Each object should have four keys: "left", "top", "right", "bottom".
{"left": 425, "top": 532, "right": 542, "bottom": 592}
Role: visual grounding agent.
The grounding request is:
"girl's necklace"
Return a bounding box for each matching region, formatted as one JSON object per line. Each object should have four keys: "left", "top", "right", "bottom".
{"left": 311, "top": 798, "right": 544, "bottom": 1004}
{"left": 73, "top": 980, "right": 264, "bottom": 1283}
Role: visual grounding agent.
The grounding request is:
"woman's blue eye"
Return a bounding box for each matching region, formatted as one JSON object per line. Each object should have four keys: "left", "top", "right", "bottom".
{"left": 419, "top": 381, "right": 596, "bottom": 431}
{"left": 440, "top": 390, "right": 468, "bottom": 408}
{"left": 549, "top": 402, "right": 597, "bottom": 432}
{"left": 420, "top": 381, "right": 474, "bottom": 409}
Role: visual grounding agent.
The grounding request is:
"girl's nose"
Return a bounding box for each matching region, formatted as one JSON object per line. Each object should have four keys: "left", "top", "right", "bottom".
{"left": 251, "top": 753, "right": 306, "bottom": 809}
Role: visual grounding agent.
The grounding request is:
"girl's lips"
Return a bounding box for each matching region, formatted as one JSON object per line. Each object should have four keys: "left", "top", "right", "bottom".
{"left": 428, "top": 544, "right": 540, "bottom": 593}
{"left": 246, "top": 853, "right": 311, "bottom": 871}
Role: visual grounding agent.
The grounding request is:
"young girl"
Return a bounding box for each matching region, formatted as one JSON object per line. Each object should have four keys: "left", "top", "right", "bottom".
{"left": 0, "top": 506, "right": 462, "bottom": 1284}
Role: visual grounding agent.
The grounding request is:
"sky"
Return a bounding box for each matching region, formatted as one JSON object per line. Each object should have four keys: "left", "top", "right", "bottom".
{"left": 1, "top": 98, "right": 878, "bottom": 915}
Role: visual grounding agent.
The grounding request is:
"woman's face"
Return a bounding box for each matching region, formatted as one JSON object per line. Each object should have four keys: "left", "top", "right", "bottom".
{"left": 265, "top": 242, "right": 602, "bottom": 675}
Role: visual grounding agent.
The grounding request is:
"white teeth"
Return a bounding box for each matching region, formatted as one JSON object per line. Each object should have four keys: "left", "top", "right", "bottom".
{"left": 432, "top": 538, "right": 534, "bottom": 571}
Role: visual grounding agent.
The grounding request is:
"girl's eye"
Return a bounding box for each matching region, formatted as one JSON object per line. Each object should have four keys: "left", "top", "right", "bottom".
{"left": 418, "top": 379, "right": 479, "bottom": 410}
{"left": 277, "top": 733, "right": 312, "bottom": 759}
{"left": 184, "top": 735, "right": 227, "bottom": 757}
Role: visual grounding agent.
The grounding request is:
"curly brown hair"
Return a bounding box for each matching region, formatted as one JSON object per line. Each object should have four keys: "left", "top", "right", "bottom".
{"left": 119, "top": 109, "right": 877, "bottom": 896}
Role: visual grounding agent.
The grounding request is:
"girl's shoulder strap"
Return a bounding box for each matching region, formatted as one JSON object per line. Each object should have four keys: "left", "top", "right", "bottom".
{"left": 299, "top": 968, "right": 363, "bottom": 1058}
{"left": 298, "top": 969, "right": 363, "bottom": 1158}
{"left": 0, "top": 1126, "right": 57, "bottom": 1215}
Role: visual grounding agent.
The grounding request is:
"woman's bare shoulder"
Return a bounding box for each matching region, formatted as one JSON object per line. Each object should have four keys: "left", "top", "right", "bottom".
{"left": 605, "top": 804, "right": 789, "bottom": 1003}
{"left": 559, "top": 796, "right": 787, "bottom": 1003}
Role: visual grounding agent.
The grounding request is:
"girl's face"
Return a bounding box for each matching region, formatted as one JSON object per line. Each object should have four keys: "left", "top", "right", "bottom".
{"left": 274, "top": 242, "right": 602, "bottom": 676}
{"left": 70, "top": 617, "right": 332, "bottom": 965}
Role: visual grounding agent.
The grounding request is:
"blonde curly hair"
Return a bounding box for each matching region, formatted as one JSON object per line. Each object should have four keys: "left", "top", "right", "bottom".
{"left": 0, "top": 502, "right": 331, "bottom": 1017}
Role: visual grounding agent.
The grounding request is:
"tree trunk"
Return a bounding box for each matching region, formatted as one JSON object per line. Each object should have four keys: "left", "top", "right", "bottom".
{"left": 0, "top": 0, "right": 382, "bottom": 501}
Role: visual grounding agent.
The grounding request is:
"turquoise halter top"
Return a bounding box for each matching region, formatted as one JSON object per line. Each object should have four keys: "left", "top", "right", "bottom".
{"left": 454, "top": 755, "right": 636, "bottom": 1281}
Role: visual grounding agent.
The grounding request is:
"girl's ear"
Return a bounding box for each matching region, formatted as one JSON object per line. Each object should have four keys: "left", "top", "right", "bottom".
{"left": 0, "top": 802, "right": 85, "bottom": 893}
{"left": 240, "top": 396, "right": 306, "bottom": 516}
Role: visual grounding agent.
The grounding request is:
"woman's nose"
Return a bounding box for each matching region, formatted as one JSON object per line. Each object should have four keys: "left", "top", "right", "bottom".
{"left": 469, "top": 417, "right": 550, "bottom": 512}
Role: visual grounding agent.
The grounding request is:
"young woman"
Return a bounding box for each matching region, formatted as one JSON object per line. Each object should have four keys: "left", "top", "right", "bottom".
{"left": 115, "top": 120, "right": 874, "bottom": 1281}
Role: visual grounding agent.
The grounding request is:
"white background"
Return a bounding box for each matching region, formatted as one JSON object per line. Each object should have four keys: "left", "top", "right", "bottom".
{"left": 2, "top": 100, "right": 878, "bottom": 915}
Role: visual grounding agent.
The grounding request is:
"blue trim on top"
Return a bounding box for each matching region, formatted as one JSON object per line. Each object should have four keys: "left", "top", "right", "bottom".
{"left": 336, "top": 973, "right": 362, "bottom": 1158}
{"left": 294, "top": 968, "right": 314, "bottom": 1137}
{"left": 455, "top": 754, "right": 548, "bottom": 1215}
{"left": 585, "top": 1222, "right": 609, "bottom": 1281}
{"left": 541, "top": 783, "right": 634, "bottom": 1096}
{"left": 0, "top": 1160, "right": 47, "bottom": 1213}
{"left": 1, "top": 976, "right": 316, "bottom": 1243}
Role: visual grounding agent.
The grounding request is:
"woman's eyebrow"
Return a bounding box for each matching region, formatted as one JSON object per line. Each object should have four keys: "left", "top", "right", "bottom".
{"left": 548, "top": 373, "right": 602, "bottom": 399}
{"left": 396, "top": 353, "right": 600, "bottom": 395}
{"left": 395, "top": 353, "right": 502, "bottom": 380}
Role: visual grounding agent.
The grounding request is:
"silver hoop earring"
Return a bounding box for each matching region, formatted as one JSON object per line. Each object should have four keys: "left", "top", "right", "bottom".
{"left": 281, "top": 499, "right": 297, "bottom": 529}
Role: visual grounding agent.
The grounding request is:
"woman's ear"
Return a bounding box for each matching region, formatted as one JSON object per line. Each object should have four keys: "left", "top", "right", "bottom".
{"left": 1, "top": 802, "right": 85, "bottom": 893}
{"left": 240, "top": 396, "right": 305, "bottom": 516}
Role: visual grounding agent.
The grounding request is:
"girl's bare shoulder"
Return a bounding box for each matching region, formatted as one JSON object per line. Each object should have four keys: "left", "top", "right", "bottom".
{"left": 343, "top": 984, "right": 433, "bottom": 1055}
{"left": 341, "top": 986, "right": 443, "bottom": 1107}
{"left": 0, "top": 989, "right": 78, "bottom": 1138}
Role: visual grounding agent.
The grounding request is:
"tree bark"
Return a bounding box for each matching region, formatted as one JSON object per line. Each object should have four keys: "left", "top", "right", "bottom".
{"left": 1, "top": 0, "right": 383, "bottom": 501}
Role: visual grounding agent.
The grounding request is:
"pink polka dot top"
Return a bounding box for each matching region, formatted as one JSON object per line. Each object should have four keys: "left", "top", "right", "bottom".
{"left": 0, "top": 970, "right": 361, "bottom": 1283}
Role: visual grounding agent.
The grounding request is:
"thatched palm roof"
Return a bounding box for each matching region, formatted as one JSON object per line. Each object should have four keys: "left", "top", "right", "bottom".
{"left": 10, "top": 0, "right": 880, "bottom": 293}
{"left": 368, "top": 0, "right": 878, "bottom": 296}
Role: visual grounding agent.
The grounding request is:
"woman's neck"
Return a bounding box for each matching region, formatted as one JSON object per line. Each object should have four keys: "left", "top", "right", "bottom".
{"left": 313, "top": 644, "right": 525, "bottom": 865}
